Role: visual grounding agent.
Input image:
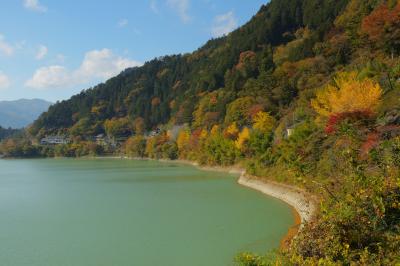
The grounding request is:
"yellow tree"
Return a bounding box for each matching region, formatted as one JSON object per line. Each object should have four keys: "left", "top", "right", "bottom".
{"left": 253, "top": 111, "right": 276, "bottom": 133}
{"left": 235, "top": 127, "right": 251, "bottom": 150}
{"left": 176, "top": 130, "right": 190, "bottom": 157}
{"left": 210, "top": 125, "right": 220, "bottom": 136}
{"left": 145, "top": 137, "right": 156, "bottom": 158}
{"left": 311, "top": 72, "right": 382, "bottom": 117}
{"left": 224, "top": 123, "right": 239, "bottom": 140}
{"left": 199, "top": 129, "right": 208, "bottom": 140}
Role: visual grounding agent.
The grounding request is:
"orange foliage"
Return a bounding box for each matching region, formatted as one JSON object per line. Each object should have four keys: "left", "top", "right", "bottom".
{"left": 189, "top": 128, "right": 208, "bottom": 148}
{"left": 151, "top": 97, "right": 161, "bottom": 107}
{"left": 361, "top": 3, "right": 400, "bottom": 53}
{"left": 224, "top": 123, "right": 239, "bottom": 140}
{"left": 247, "top": 104, "right": 265, "bottom": 119}
{"left": 236, "top": 51, "right": 257, "bottom": 71}
{"left": 177, "top": 130, "right": 190, "bottom": 152}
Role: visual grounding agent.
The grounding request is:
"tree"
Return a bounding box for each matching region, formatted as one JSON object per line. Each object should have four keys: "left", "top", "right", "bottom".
{"left": 210, "top": 125, "right": 220, "bottom": 136}
{"left": 204, "top": 133, "right": 239, "bottom": 166}
{"left": 235, "top": 127, "right": 251, "bottom": 152}
{"left": 236, "top": 51, "right": 258, "bottom": 78}
{"left": 176, "top": 129, "right": 190, "bottom": 158}
{"left": 145, "top": 137, "right": 156, "bottom": 158}
{"left": 133, "top": 117, "right": 145, "bottom": 135}
{"left": 225, "top": 97, "right": 256, "bottom": 127}
{"left": 104, "top": 117, "right": 132, "bottom": 138}
{"left": 161, "top": 142, "right": 178, "bottom": 160}
{"left": 361, "top": 3, "right": 400, "bottom": 58}
{"left": 252, "top": 111, "right": 276, "bottom": 133}
{"left": 311, "top": 72, "right": 382, "bottom": 117}
{"left": 125, "top": 135, "right": 146, "bottom": 157}
{"left": 70, "top": 118, "right": 93, "bottom": 136}
{"left": 192, "top": 91, "right": 227, "bottom": 128}
{"left": 224, "top": 123, "right": 239, "bottom": 140}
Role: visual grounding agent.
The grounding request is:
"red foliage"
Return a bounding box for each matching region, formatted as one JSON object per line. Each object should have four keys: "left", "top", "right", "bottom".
{"left": 235, "top": 51, "right": 257, "bottom": 71}
{"left": 360, "top": 132, "right": 380, "bottom": 156}
{"left": 361, "top": 3, "right": 400, "bottom": 51}
{"left": 247, "top": 104, "right": 265, "bottom": 119}
{"left": 189, "top": 128, "right": 203, "bottom": 148}
{"left": 325, "top": 110, "right": 373, "bottom": 134}
{"left": 204, "top": 112, "right": 220, "bottom": 127}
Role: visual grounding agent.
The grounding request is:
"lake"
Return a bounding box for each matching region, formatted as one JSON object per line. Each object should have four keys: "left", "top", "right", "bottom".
{"left": 0, "top": 158, "right": 294, "bottom": 266}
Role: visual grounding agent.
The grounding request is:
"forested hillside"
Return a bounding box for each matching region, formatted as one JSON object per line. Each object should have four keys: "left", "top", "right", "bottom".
{"left": 3, "top": 0, "right": 400, "bottom": 264}
{"left": 0, "top": 126, "right": 20, "bottom": 141}
{"left": 29, "top": 0, "right": 350, "bottom": 136}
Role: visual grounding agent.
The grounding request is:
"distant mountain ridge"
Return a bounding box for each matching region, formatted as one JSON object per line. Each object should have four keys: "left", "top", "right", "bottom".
{"left": 0, "top": 99, "right": 52, "bottom": 128}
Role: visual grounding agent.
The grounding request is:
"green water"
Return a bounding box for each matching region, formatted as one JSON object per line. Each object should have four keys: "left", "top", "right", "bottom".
{"left": 0, "top": 158, "right": 293, "bottom": 266}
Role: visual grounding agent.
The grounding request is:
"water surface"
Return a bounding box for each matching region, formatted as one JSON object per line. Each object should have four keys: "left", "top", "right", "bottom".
{"left": 0, "top": 159, "right": 293, "bottom": 266}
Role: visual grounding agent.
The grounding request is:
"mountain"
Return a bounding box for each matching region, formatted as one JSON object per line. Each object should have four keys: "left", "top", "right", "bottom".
{"left": 0, "top": 99, "right": 52, "bottom": 128}
{"left": 30, "top": 0, "right": 349, "bottom": 135}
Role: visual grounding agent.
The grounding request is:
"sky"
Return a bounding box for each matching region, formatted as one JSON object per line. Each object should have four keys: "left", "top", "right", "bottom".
{"left": 0, "top": 0, "right": 267, "bottom": 102}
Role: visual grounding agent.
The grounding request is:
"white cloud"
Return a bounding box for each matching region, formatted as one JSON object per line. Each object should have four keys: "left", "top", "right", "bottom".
{"left": 167, "top": 0, "right": 191, "bottom": 23}
{"left": 35, "top": 45, "right": 48, "bottom": 60}
{"left": 211, "top": 11, "right": 238, "bottom": 38}
{"left": 150, "top": 0, "right": 159, "bottom": 13}
{"left": 0, "top": 34, "right": 14, "bottom": 56}
{"left": 25, "top": 66, "right": 70, "bottom": 89}
{"left": 23, "top": 0, "right": 47, "bottom": 12}
{"left": 118, "top": 19, "right": 128, "bottom": 28}
{"left": 0, "top": 72, "right": 10, "bottom": 89}
{"left": 25, "top": 49, "right": 142, "bottom": 90}
{"left": 76, "top": 49, "right": 141, "bottom": 80}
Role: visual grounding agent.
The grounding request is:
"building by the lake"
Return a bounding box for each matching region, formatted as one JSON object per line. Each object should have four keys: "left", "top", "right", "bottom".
{"left": 40, "top": 136, "right": 70, "bottom": 145}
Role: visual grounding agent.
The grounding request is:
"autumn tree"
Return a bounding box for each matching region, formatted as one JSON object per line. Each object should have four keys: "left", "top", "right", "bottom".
{"left": 125, "top": 135, "right": 146, "bottom": 158}
{"left": 145, "top": 132, "right": 170, "bottom": 159}
{"left": 235, "top": 127, "right": 251, "bottom": 154}
{"left": 210, "top": 125, "right": 220, "bottom": 136}
{"left": 133, "top": 117, "right": 145, "bottom": 135}
{"left": 189, "top": 128, "right": 208, "bottom": 151}
{"left": 252, "top": 111, "right": 276, "bottom": 133}
{"left": 225, "top": 97, "right": 257, "bottom": 127}
{"left": 145, "top": 137, "right": 156, "bottom": 158}
{"left": 203, "top": 133, "right": 238, "bottom": 166}
{"left": 176, "top": 129, "right": 190, "bottom": 158}
{"left": 224, "top": 123, "right": 239, "bottom": 140}
{"left": 311, "top": 72, "right": 382, "bottom": 117}
{"left": 192, "top": 90, "right": 229, "bottom": 129}
{"left": 312, "top": 72, "right": 382, "bottom": 134}
{"left": 236, "top": 51, "right": 258, "bottom": 78}
{"left": 104, "top": 117, "right": 133, "bottom": 138}
{"left": 361, "top": 3, "right": 400, "bottom": 58}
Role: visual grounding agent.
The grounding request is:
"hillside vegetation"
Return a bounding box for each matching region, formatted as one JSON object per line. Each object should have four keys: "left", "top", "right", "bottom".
{"left": 2, "top": 0, "right": 400, "bottom": 264}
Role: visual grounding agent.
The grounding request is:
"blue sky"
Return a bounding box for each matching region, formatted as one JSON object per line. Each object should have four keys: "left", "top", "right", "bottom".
{"left": 0, "top": 0, "right": 267, "bottom": 102}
